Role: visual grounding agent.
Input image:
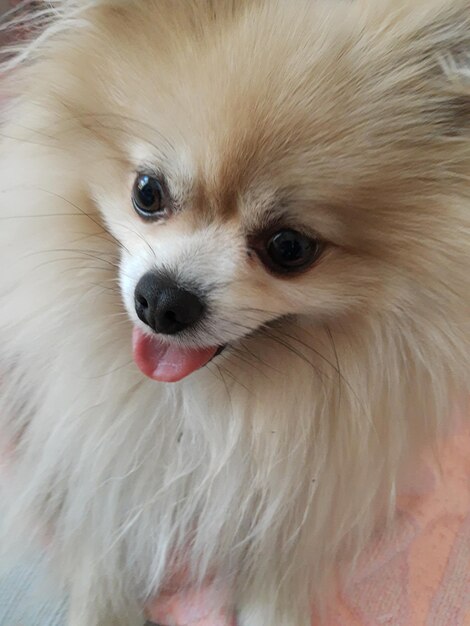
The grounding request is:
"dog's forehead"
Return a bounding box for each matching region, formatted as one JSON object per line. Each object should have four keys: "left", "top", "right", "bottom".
{"left": 106, "top": 0, "right": 461, "bottom": 232}
{"left": 113, "top": 6, "right": 363, "bottom": 203}
{"left": 126, "top": 67, "right": 395, "bottom": 222}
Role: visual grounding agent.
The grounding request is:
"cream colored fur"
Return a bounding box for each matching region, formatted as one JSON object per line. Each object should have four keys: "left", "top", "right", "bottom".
{"left": 0, "top": 1, "right": 469, "bottom": 625}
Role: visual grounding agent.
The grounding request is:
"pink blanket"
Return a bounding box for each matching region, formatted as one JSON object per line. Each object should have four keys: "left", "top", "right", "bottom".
{"left": 146, "top": 422, "right": 470, "bottom": 626}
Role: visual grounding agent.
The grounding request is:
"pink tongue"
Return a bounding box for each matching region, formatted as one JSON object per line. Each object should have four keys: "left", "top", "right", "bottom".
{"left": 132, "top": 328, "right": 218, "bottom": 382}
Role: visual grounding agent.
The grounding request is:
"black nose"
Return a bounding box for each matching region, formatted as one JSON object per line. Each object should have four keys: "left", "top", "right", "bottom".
{"left": 134, "top": 272, "right": 205, "bottom": 335}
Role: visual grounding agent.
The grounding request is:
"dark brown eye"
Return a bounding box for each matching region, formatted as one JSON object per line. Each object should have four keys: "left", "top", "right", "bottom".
{"left": 264, "top": 229, "right": 321, "bottom": 273}
{"left": 132, "top": 174, "right": 165, "bottom": 219}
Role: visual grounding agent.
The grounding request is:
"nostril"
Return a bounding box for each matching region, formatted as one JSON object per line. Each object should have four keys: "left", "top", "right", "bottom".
{"left": 163, "top": 310, "right": 177, "bottom": 323}
{"left": 155, "top": 289, "right": 205, "bottom": 334}
{"left": 135, "top": 293, "right": 149, "bottom": 309}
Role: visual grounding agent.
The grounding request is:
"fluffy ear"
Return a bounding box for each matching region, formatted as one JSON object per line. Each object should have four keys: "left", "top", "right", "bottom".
{"left": 362, "top": 0, "right": 470, "bottom": 137}
{"left": 413, "top": 0, "right": 470, "bottom": 135}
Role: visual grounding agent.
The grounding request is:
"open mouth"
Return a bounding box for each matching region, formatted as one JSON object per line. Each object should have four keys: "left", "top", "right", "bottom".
{"left": 132, "top": 327, "right": 226, "bottom": 383}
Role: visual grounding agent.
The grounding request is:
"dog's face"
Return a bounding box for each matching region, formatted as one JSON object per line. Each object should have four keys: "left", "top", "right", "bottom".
{"left": 37, "top": 0, "right": 469, "bottom": 382}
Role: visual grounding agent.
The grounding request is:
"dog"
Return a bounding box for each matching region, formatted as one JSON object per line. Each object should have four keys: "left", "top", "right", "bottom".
{"left": 0, "top": 0, "right": 469, "bottom": 624}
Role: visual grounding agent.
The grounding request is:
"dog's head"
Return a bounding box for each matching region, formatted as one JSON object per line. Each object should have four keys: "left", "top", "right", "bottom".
{"left": 16, "top": 0, "right": 470, "bottom": 383}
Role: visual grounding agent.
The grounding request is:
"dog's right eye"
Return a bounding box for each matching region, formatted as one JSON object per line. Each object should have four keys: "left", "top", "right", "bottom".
{"left": 265, "top": 229, "right": 322, "bottom": 273}
{"left": 132, "top": 174, "right": 166, "bottom": 220}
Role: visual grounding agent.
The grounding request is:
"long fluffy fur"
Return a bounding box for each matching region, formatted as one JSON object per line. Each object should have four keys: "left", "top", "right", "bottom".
{"left": 0, "top": 1, "right": 469, "bottom": 625}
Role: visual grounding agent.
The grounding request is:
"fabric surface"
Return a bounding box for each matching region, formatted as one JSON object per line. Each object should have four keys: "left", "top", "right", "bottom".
{"left": 327, "top": 422, "right": 470, "bottom": 626}
{"left": 0, "top": 556, "right": 65, "bottom": 626}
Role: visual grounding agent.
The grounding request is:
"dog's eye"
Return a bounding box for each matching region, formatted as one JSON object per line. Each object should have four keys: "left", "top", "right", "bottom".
{"left": 132, "top": 174, "right": 165, "bottom": 219}
{"left": 265, "top": 229, "right": 321, "bottom": 273}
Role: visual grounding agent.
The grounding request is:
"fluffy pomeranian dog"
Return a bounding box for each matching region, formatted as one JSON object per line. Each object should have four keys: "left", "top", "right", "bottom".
{"left": 0, "top": 0, "right": 469, "bottom": 624}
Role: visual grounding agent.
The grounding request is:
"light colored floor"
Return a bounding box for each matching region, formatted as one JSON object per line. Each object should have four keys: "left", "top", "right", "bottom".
{"left": 0, "top": 551, "right": 66, "bottom": 626}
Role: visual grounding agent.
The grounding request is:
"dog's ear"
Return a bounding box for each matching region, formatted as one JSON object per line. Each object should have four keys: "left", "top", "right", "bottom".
{"left": 410, "top": 0, "right": 470, "bottom": 136}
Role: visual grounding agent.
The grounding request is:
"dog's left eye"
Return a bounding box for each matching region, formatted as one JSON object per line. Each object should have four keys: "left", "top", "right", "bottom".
{"left": 132, "top": 174, "right": 165, "bottom": 219}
